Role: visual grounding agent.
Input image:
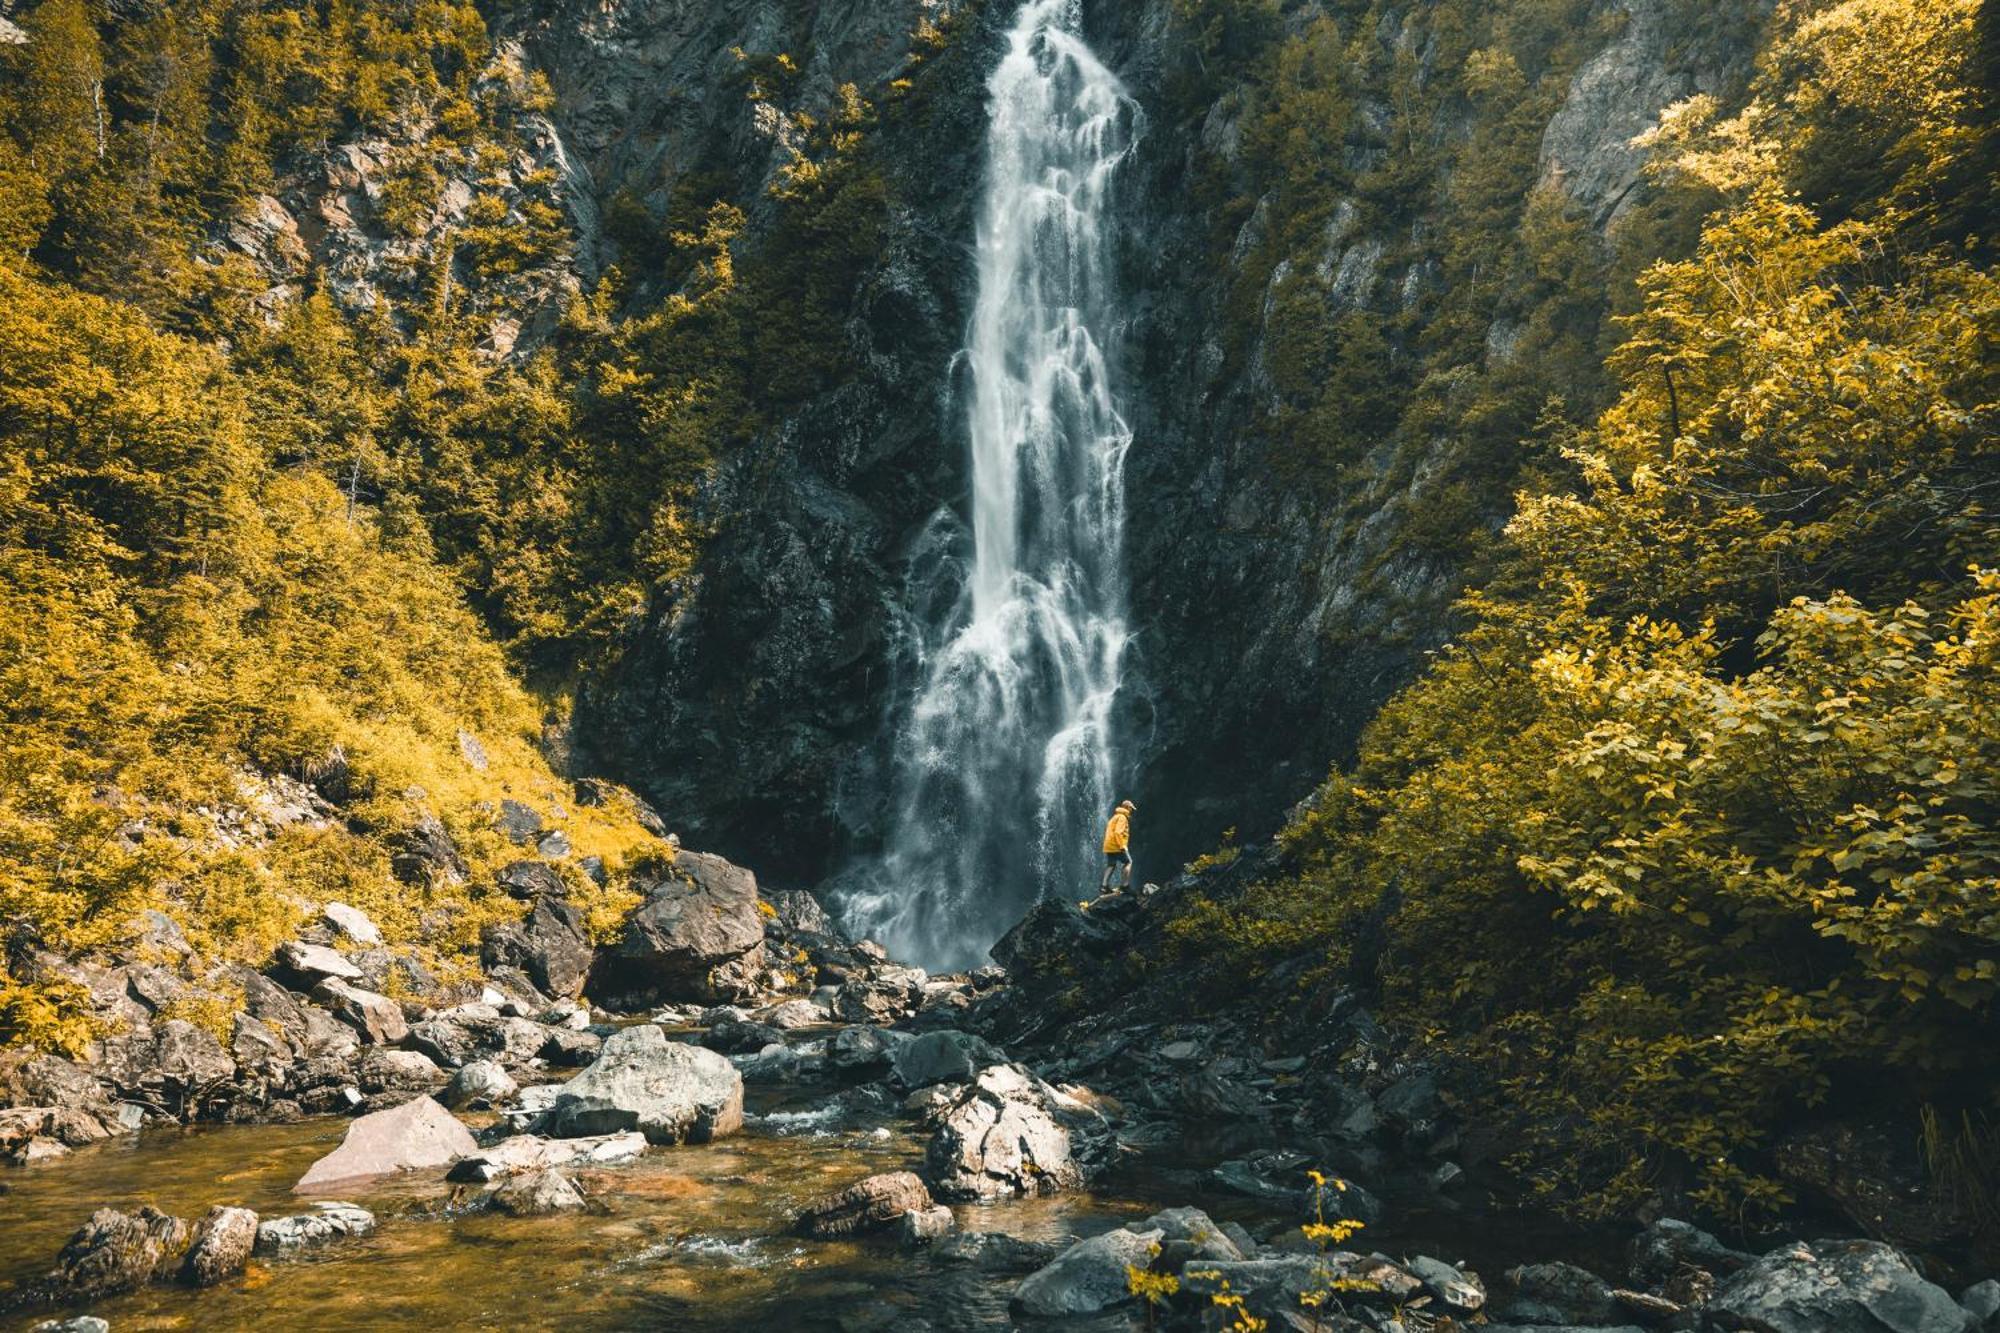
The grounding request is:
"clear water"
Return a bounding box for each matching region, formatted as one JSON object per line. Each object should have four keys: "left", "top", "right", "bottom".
{"left": 844, "top": 0, "right": 1141, "bottom": 971}
{"left": 0, "top": 1081, "right": 1153, "bottom": 1332}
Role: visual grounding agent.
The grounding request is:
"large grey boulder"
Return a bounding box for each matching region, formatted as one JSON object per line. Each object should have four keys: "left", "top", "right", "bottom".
{"left": 254, "top": 1202, "right": 376, "bottom": 1253}
{"left": 1709, "top": 1240, "right": 1977, "bottom": 1333}
{"left": 293, "top": 1095, "right": 476, "bottom": 1191}
{"left": 1012, "top": 1226, "right": 1163, "bottom": 1317}
{"left": 590, "top": 852, "right": 764, "bottom": 1003}
{"left": 178, "top": 1205, "right": 259, "bottom": 1287}
{"left": 793, "top": 1171, "right": 933, "bottom": 1239}
{"left": 828, "top": 1025, "right": 905, "bottom": 1076}
{"left": 440, "top": 1059, "right": 518, "bottom": 1110}
{"left": 891, "top": 1030, "right": 1005, "bottom": 1090}
{"left": 311, "top": 977, "right": 408, "bottom": 1045}
{"left": 540, "top": 1024, "right": 743, "bottom": 1145}
{"left": 483, "top": 1169, "right": 588, "bottom": 1216}
{"left": 925, "top": 1065, "right": 1097, "bottom": 1201}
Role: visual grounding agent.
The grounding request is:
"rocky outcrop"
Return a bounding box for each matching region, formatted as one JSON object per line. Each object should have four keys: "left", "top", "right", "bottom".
{"left": 537, "top": 1024, "right": 744, "bottom": 1145}
{"left": 293, "top": 1095, "right": 477, "bottom": 1192}
{"left": 792, "top": 1171, "right": 934, "bottom": 1239}
{"left": 589, "top": 852, "right": 767, "bottom": 1003}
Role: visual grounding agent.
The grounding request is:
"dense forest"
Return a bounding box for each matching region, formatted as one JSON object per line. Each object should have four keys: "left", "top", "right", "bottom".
{"left": 0, "top": 0, "right": 1996, "bottom": 1314}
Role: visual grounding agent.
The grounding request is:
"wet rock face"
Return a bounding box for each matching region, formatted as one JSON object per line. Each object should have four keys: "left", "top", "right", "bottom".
{"left": 539, "top": 1024, "right": 745, "bottom": 1145}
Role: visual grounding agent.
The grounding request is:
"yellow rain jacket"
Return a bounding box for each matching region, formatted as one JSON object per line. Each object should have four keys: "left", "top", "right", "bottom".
{"left": 1102, "top": 805, "right": 1133, "bottom": 854}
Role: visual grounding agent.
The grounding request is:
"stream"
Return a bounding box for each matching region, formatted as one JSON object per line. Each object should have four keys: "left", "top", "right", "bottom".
{"left": 0, "top": 1027, "right": 1625, "bottom": 1331}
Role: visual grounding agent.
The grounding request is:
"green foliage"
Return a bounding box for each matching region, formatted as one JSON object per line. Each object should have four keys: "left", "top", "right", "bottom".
{"left": 1185, "top": 0, "right": 1998, "bottom": 1222}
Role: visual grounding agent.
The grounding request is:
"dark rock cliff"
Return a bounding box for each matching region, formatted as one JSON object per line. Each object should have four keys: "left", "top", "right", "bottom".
{"left": 517, "top": 0, "right": 1760, "bottom": 893}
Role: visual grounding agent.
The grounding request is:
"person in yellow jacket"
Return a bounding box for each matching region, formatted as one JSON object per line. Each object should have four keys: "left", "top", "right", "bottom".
{"left": 1100, "top": 800, "right": 1136, "bottom": 893}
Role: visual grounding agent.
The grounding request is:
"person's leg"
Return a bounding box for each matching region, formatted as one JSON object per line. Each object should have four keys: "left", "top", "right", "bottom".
{"left": 1100, "top": 854, "right": 1114, "bottom": 891}
{"left": 1120, "top": 851, "right": 1133, "bottom": 888}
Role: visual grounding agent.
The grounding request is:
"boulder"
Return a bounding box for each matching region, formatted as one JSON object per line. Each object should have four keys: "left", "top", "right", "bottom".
{"left": 898, "top": 1205, "right": 956, "bottom": 1246}
{"left": 497, "top": 860, "right": 567, "bottom": 901}
{"left": 293, "top": 1095, "right": 476, "bottom": 1191}
{"left": 178, "top": 1205, "right": 259, "bottom": 1287}
{"left": 440, "top": 1059, "right": 518, "bottom": 1110}
{"left": 793, "top": 1171, "right": 934, "bottom": 1239}
{"left": 757, "top": 998, "right": 831, "bottom": 1030}
{"left": 1507, "top": 1261, "right": 1619, "bottom": 1325}
{"left": 230, "top": 1012, "right": 293, "bottom": 1074}
{"left": 275, "top": 940, "right": 363, "bottom": 985}
{"left": 1011, "top": 1226, "right": 1162, "bottom": 1317}
{"left": 311, "top": 978, "right": 408, "bottom": 1045}
{"left": 827, "top": 1025, "right": 904, "bottom": 1076}
{"left": 445, "top": 1131, "right": 647, "bottom": 1183}
{"left": 391, "top": 814, "right": 467, "bottom": 886}
{"left": 499, "top": 799, "right": 544, "bottom": 844}
{"left": 1408, "top": 1254, "right": 1485, "bottom": 1313}
{"left": 356, "top": 1048, "right": 444, "bottom": 1094}
{"left": 151, "top": 1019, "right": 236, "bottom": 1089}
{"left": 539, "top": 1028, "right": 603, "bottom": 1066}
{"left": 702, "top": 1018, "right": 786, "bottom": 1055}
{"left": 925, "top": 1065, "right": 1092, "bottom": 1201}
{"left": 539, "top": 1025, "right": 743, "bottom": 1145}
{"left": 834, "top": 978, "right": 921, "bottom": 1025}
{"left": 254, "top": 1202, "right": 376, "bottom": 1253}
{"left": 1140, "top": 1206, "right": 1245, "bottom": 1269}
{"left": 321, "top": 902, "right": 382, "bottom": 946}
{"left": 31, "top": 1318, "right": 111, "bottom": 1333}
{"left": 484, "top": 1168, "right": 588, "bottom": 1216}
{"left": 1709, "top": 1240, "right": 1977, "bottom": 1333}
{"left": 590, "top": 852, "right": 764, "bottom": 1003}
{"left": 891, "top": 1030, "right": 1005, "bottom": 1090}
{"left": 1629, "top": 1217, "right": 1754, "bottom": 1286}
{"left": 766, "top": 889, "right": 834, "bottom": 936}
{"left": 1961, "top": 1281, "right": 2000, "bottom": 1327}
{"left": 44, "top": 1206, "right": 190, "bottom": 1300}
{"left": 481, "top": 895, "right": 593, "bottom": 1000}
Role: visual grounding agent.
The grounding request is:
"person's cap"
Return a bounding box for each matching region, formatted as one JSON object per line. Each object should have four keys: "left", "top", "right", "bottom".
{"left": 1118, "top": 800, "right": 1136, "bottom": 812}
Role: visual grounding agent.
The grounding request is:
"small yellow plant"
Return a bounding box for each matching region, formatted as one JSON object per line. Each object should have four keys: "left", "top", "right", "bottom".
{"left": 1126, "top": 1248, "right": 1180, "bottom": 1331}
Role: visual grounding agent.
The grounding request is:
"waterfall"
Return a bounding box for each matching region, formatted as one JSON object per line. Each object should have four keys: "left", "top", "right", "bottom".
{"left": 839, "top": 0, "right": 1138, "bottom": 972}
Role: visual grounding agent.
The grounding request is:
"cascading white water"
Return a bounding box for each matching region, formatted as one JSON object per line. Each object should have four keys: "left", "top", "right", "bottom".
{"left": 840, "top": 0, "right": 1138, "bottom": 971}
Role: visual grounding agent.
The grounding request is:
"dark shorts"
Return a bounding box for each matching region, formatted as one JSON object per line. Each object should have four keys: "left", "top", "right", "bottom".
{"left": 1104, "top": 850, "right": 1131, "bottom": 867}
